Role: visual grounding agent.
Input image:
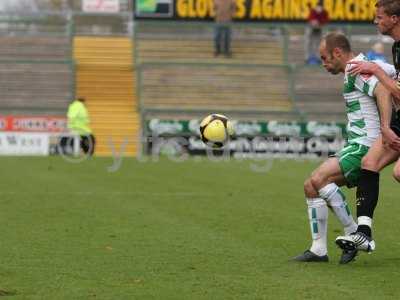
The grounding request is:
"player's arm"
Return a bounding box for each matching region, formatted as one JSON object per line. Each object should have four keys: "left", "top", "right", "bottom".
{"left": 374, "top": 82, "right": 400, "bottom": 150}
{"left": 350, "top": 61, "right": 400, "bottom": 99}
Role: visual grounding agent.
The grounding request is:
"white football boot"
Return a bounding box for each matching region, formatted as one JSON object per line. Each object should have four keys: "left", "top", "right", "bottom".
{"left": 336, "top": 232, "right": 375, "bottom": 253}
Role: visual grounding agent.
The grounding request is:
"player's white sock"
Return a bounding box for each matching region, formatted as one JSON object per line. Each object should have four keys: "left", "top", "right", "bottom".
{"left": 306, "top": 197, "right": 328, "bottom": 256}
{"left": 358, "top": 216, "right": 372, "bottom": 228}
{"left": 319, "top": 183, "right": 357, "bottom": 235}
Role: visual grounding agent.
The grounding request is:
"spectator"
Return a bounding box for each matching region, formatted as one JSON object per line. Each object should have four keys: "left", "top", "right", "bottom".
{"left": 67, "top": 97, "right": 96, "bottom": 156}
{"left": 305, "top": 1, "right": 329, "bottom": 65}
{"left": 366, "top": 42, "right": 387, "bottom": 62}
{"left": 213, "top": 0, "right": 235, "bottom": 58}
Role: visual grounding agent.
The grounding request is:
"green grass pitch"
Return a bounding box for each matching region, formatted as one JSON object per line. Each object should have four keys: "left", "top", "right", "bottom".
{"left": 0, "top": 157, "right": 399, "bottom": 299}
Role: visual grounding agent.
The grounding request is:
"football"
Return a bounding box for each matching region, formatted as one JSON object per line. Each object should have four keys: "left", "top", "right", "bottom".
{"left": 199, "top": 114, "right": 234, "bottom": 148}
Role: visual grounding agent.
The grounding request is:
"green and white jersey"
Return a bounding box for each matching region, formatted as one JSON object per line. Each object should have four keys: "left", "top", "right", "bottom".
{"left": 344, "top": 53, "right": 396, "bottom": 147}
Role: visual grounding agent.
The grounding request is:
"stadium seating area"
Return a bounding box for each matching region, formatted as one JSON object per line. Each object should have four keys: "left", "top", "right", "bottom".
{"left": 136, "top": 23, "right": 285, "bottom": 65}
{"left": 294, "top": 66, "right": 345, "bottom": 121}
{"left": 0, "top": 62, "right": 72, "bottom": 114}
{"left": 136, "top": 23, "right": 300, "bottom": 121}
{"left": 0, "top": 36, "right": 71, "bottom": 61}
{"left": 140, "top": 63, "right": 296, "bottom": 119}
{"left": 0, "top": 35, "right": 73, "bottom": 115}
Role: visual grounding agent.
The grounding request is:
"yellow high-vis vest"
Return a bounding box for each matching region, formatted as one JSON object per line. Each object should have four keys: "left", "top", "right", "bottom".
{"left": 67, "top": 100, "right": 92, "bottom": 135}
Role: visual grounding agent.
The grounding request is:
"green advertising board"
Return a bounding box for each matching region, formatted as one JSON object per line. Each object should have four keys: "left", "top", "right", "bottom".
{"left": 146, "top": 119, "right": 347, "bottom": 137}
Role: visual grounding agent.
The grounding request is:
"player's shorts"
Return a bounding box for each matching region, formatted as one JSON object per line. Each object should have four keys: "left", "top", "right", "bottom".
{"left": 335, "top": 143, "right": 369, "bottom": 188}
{"left": 390, "top": 109, "right": 400, "bottom": 137}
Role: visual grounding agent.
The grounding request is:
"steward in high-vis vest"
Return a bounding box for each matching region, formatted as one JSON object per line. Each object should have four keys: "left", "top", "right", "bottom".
{"left": 67, "top": 97, "right": 95, "bottom": 156}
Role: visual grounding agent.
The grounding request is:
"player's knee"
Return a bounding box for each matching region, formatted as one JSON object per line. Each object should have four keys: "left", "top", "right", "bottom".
{"left": 361, "top": 155, "right": 379, "bottom": 172}
{"left": 304, "top": 178, "right": 311, "bottom": 193}
{"left": 310, "top": 173, "right": 325, "bottom": 191}
{"left": 304, "top": 178, "right": 318, "bottom": 198}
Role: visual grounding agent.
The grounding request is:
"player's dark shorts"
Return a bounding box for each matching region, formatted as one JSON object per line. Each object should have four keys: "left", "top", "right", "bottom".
{"left": 390, "top": 109, "right": 400, "bottom": 137}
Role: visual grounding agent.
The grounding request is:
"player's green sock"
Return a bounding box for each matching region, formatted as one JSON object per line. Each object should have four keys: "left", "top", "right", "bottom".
{"left": 306, "top": 198, "right": 328, "bottom": 256}
{"left": 319, "top": 183, "right": 357, "bottom": 235}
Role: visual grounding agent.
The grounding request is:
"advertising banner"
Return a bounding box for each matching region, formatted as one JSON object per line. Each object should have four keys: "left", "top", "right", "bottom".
{"left": 147, "top": 135, "right": 346, "bottom": 158}
{"left": 0, "top": 116, "right": 67, "bottom": 132}
{"left": 83, "top": 0, "right": 120, "bottom": 13}
{"left": 0, "top": 132, "right": 50, "bottom": 156}
{"left": 145, "top": 119, "right": 347, "bottom": 157}
{"left": 136, "top": 0, "right": 174, "bottom": 17}
{"left": 0, "top": 116, "right": 68, "bottom": 156}
{"left": 135, "top": 0, "right": 377, "bottom": 23}
{"left": 146, "top": 119, "right": 346, "bottom": 137}
{"left": 0, "top": 117, "right": 6, "bottom": 131}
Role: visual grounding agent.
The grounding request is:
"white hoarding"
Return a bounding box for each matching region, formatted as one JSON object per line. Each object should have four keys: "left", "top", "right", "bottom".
{"left": 0, "top": 132, "right": 49, "bottom": 156}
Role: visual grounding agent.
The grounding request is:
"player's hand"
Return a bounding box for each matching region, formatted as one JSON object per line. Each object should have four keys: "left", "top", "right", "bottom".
{"left": 381, "top": 126, "right": 400, "bottom": 151}
{"left": 348, "top": 61, "right": 379, "bottom": 76}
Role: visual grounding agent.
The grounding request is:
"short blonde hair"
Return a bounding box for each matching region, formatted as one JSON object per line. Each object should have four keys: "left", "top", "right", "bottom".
{"left": 322, "top": 32, "right": 352, "bottom": 55}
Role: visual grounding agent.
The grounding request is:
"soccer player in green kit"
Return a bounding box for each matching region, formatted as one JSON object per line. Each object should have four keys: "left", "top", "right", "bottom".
{"left": 294, "top": 32, "right": 397, "bottom": 264}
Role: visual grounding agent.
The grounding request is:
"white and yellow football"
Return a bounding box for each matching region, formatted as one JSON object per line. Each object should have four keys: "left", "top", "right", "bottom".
{"left": 199, "top": 114, "right": 234, "bottom": 148}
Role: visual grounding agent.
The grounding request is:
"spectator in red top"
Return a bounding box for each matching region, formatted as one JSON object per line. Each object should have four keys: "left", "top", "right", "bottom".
{"left": 305, "top": 1, "right": 330, "bottom": 64}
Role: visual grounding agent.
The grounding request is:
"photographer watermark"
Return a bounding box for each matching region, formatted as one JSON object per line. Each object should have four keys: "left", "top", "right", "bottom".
{"left": 56, "top": 133, "right": 95, "bottom": 163}
{"left": 54, "top": 130, "right": 345, "bottom": 174}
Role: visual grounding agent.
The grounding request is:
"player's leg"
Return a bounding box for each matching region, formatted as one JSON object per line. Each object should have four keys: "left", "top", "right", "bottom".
{"left": 392, "top": 156, "right": 400, "bottom": 182}
{"left": 391, "top": 110, "right": 400, "bottom": 182}
{"left": 294, "top": 157, "right": 354, "bottom": 262}
{"left": 321, "top": 143, "right": 372, "bottom": 263}
{"left": 356, "top": 136, "right": 399, "bottom": 237}
{"left": 310, "top": 156, "right": 359, "bottom": 264}
{"left": 301, "top": 177, "right": 329, "bottom": 260}
{"left": 293, "top": 173, "right": 329, "bottom": 261}
{"left": 310, "top": 156, "right": 358, "bottom": 236}
{"left": 336, "top": 138, "right": 399, "bottom": 254}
